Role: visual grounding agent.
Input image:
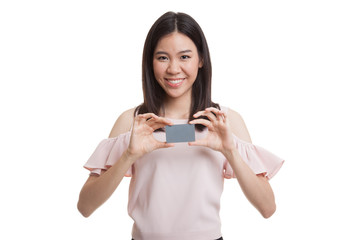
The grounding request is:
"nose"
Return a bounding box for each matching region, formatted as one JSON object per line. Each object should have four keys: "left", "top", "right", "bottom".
{"left": 166, "top": 60, "right": 181, "bottom": 75}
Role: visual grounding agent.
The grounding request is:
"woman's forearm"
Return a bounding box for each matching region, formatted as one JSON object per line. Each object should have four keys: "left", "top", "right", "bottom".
{"left": 77, "top": 150, "right": 137, "bottom": 217}
{"left": 223, "top": 149, "right": 276, "bottom": 218}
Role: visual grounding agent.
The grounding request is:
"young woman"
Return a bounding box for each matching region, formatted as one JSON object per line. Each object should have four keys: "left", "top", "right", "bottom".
{"left": 78, "top": 11, "right": 284, "bottom": 240}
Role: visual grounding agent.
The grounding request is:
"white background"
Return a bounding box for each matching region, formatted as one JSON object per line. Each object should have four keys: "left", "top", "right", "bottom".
{"left": 1, "top": 0, "right": 359, "bottom": 239}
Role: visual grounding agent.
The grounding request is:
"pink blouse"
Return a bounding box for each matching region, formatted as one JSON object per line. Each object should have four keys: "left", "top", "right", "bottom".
{"left": 84, "top": 110, "right": 284, "bottom": 240}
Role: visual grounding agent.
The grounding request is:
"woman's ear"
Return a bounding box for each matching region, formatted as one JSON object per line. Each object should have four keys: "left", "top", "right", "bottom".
{"left": 198, "top": 58, "right": 204, "bottom": 68}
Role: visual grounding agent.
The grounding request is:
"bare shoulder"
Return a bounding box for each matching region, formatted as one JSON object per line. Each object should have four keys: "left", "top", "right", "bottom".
{"left": 108, "top": 107, "right": 136, "bottom": 138}
{"left": 226, "top": 107, "right": 252, "bottom": 143}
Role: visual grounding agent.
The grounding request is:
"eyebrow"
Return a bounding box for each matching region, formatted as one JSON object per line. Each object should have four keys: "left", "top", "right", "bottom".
{"left": 154, "top": 49, "right": 192, "bottom": 55}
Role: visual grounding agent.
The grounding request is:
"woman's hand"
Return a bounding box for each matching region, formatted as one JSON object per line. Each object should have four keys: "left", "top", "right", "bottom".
{"left": 189, "top": 107, "right": 236, "bottom": 155}
{"left": 127, "top": 113, "right": 174, "bottom": 160}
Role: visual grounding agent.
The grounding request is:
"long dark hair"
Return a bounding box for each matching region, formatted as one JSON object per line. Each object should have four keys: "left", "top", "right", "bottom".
{"left": 135, "top": 11, "right": 219, "bottom": 131}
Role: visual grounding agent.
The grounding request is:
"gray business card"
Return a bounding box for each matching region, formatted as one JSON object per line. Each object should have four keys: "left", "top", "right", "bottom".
{"left": 165, "top": 124, "right": 195, "bottom": 143}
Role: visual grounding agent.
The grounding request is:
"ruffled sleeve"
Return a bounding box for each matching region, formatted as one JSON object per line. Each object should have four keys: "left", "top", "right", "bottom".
{"left": 223, "top": 134, "right": 284, "bottom": 180}
{"left": 84, "top": 132, "right": 132, "bottom": 176}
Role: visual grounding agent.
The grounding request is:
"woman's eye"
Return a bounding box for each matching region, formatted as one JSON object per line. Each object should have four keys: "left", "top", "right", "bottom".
{"left": 181, "top": 55, "right": 190, "bottom": 60}
{"left": 157, "top": 56, "right": 168, "bottom": 61}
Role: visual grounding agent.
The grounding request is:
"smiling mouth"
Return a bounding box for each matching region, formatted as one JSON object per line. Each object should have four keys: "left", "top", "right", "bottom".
{"left": 165, "top": 78, "right": 185, "bottom": 87}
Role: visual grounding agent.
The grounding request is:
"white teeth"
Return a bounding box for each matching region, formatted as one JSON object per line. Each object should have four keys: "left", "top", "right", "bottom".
{"left": 168, "top": 79, "right": 184, "bottom": 84}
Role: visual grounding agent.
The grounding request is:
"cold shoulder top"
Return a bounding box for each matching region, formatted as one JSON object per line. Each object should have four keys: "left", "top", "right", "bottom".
{"left": 83, "top": 107, "right": 284, "bottom": 240}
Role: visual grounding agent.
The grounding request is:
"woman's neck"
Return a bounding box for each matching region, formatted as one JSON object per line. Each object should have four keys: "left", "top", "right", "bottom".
{"left": 162, "top": 95, "right": 192, "bottom": 119}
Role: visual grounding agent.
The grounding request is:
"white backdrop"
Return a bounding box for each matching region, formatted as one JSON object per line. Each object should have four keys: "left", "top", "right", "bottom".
{"left": 1, "top": 0, "right": 359, "bottom": 239}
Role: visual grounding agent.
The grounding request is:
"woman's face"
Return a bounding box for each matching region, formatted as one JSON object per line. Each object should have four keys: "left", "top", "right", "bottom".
{"left": 153, "top": 32, "right": 203, "bottom": 100}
